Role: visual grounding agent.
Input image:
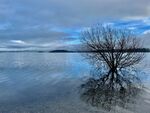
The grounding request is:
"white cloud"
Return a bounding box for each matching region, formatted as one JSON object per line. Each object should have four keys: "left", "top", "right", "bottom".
{"left": 102, "top": 22, "right": 114, "bottom": 27}
{"left": 128, "top": 27, "right": 137, "bottom": 30}
{"left": 10, "top": 40, "right": 26, "bottom": 45}
{"left": 143, "top": 18, "right": 150, "bottom": 25}
{"left": 143, "top": 30, "right": 150, "bottom": 34}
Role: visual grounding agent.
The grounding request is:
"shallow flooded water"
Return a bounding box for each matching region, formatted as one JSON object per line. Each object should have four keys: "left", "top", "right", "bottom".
{"left": 0, "top": 53, "right": 149, "bottom": 113}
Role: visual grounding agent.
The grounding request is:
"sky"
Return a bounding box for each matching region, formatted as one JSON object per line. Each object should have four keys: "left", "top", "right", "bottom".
{"left": 0, "top": 0, "right": 150, "bottom": 50}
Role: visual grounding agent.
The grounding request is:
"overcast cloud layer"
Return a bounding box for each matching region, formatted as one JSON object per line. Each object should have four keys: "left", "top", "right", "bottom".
{"left": 0, "top": 0, "right": 150, "bottom": 50}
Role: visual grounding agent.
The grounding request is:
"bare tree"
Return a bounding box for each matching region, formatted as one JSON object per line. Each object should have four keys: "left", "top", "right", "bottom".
{"left": 80, "top": 25, "right": 144, "bottom": 110}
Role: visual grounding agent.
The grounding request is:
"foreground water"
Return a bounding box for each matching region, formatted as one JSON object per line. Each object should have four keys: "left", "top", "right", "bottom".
{"left": 0, "top": 53, "right": 150, "bottom": 113}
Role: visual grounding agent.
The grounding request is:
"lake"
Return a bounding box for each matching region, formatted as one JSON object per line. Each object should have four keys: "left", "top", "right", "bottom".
{"left": 0, "top": 53, "right": 149, "bottom": 113}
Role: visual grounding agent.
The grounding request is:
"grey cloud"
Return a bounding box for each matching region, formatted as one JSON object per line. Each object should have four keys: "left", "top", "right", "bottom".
{"left": 1, "top": 0, "right": 150, "bottom": 28}
{"left": 9, "top": 0, "right": 149, "bottom": 27}
{"left": 0, "top": 28, "right": 70, "bottom": 41}
{"left": 0, "top": 0, "right": 150, "bottom": 49}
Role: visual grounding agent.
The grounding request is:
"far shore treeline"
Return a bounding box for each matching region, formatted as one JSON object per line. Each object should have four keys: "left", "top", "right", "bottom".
{"left": 0, "top": 48, "right": 150, "bottom": 53}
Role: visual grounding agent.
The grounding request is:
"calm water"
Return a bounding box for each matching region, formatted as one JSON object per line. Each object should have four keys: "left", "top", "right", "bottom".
{"left": 0, "top": 53, "right": 150, "bottom": 113}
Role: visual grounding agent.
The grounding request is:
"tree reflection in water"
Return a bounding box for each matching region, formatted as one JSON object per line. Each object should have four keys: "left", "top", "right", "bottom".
{"left": 80, "top": 68, "right": 142, "bottom": 111}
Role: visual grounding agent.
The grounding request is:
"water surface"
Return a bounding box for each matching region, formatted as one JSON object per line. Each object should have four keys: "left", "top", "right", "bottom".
{"left": 0, "top": 53, "right": 149, "bottom": 113}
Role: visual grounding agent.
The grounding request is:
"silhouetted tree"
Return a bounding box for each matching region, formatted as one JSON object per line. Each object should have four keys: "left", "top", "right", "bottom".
{"left": 80, "top": 25, "right": 144, "bottom": 110}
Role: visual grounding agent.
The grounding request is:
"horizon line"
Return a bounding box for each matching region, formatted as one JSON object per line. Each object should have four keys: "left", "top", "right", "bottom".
{"left": 0, "top": 48, "right": 150, "bottom": 53}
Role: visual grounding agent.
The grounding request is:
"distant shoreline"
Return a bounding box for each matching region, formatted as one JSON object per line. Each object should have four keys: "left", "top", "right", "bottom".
{"left": 0, "top": 48, "right": 150, "bottom": 53}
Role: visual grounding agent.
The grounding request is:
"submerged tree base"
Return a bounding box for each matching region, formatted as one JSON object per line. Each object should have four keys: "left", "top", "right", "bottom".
{"left": 80, "top": 74, "right": 142, "bottom": 111}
